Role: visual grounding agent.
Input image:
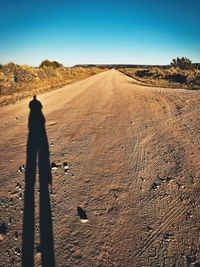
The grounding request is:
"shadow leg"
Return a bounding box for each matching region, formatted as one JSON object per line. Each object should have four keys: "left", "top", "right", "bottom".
{"left": 22, "top": 183, "right": 35, "bottom": 267}
{"left": 40, "top": 184, "right": 55, "bottom": 267}
{"left": 22, "top": 138, "right": 37, "bottom": 267}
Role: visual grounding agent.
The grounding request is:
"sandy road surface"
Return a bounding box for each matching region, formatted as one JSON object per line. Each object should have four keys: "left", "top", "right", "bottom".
{"left": 0, "top": 70, "right": 200, "bottom": 266}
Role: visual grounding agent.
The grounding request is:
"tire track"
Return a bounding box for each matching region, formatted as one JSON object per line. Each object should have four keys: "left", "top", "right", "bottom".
{"left": 135, "top": 184, "right": 198, "bottom": 260}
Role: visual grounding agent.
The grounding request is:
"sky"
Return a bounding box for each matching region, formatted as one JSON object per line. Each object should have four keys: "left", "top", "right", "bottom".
{"left": 0, "top": 0, "right": 200, "bottom": 66}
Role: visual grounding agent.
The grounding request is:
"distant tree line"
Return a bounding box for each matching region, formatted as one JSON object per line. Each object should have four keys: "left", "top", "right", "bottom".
{"left": 0, "top": 57, "right": 198, "bottom": 70}
{"left": 75, "top": 57, "right": 197, "bottom": 70}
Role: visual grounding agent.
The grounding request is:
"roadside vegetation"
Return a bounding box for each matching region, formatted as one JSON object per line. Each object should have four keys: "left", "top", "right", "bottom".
{"left": 0, "top": 61, "right": 107, "bottom": 106}
{"left": 120, "top": 57, "right": 200, "bottom": 90}
{"left": 39, "top": 59, "right": 63, "bottom": 68}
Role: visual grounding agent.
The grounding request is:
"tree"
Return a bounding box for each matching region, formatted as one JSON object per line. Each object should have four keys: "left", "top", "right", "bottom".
{"left": 39, "top": 60, "right": 63, "bottom": 68}
{"left": 170, "top": 57, "right": 194, "bottom": 70}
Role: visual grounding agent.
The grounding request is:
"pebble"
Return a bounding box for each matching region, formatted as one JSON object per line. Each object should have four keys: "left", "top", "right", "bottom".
{"left": 14, "top": 231, "right": 18, "bottom": 240}
{"left": 51, "top": 162, "right": 58, "bottom": 170}
{"left": 147, "top": 226, "right": 152, "bottom": 232}
{"left": 63, "top": 162, "right": 69, "bottom": 170}
{"left": 80, "top": 219, "right": 88, "bottom": 223}
{"left": 151, "top": 182, "right": 160, "bottom": 190}
{"left": 15, "top": 247, "right": 21, "bottom": 256}
{"left": 18, "top": 165, "right": 25, "bottom": 173}
{"left": 16, "top": 183, "right": 22, "bottom": 190}
{"left": 77, "top": 207, "right": 88, "bottom": 223}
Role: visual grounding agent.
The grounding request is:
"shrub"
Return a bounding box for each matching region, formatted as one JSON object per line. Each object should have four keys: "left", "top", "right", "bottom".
{"left": 135, "top": 69, "right": 151, "bottom": 78}
{"left": 39, "top": 60, "right": 63, "bottom": 68}
{"left": 166, "top": 73, "right": 187, "bottom": 84}
{"left": 170, "top": 57, "right": 194, "bottom": 70}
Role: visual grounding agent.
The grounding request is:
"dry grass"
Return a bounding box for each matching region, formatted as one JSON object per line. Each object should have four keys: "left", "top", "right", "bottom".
{"left": 0, "top": 63, "right": 107, "bottom": 106}
{"left": 120, "top": 67, "right": 200, "bottom": 90}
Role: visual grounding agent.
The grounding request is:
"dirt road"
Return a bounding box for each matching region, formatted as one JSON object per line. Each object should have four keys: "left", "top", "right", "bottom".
{"left": 0, "top": 69, "right": 199, "bottom": 266}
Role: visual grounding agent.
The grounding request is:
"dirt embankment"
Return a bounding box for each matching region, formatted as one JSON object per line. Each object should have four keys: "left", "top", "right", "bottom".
{"left": 0, "top": 63, "right": 107, "bottom": 106}
{"left": 120, "top": 67, "right": 200, "bottom": 90}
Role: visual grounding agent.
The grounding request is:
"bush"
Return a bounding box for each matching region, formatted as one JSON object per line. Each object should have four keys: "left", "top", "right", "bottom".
{"left": 170, "top": 57, "right": 194, "bottom": 70}
{"left": 39, "top": 60, "right": 63, "bottom": 68}
{"left": 166, "top": 73, "right": 187, "bottom": 84}
{"left": 135, "top": 69, "right": 152, "bottom": 78}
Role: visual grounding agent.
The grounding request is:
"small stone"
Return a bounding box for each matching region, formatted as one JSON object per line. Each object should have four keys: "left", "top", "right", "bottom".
{"left": 15, "top": 247, "right": 21, "bottom": 255}
{"left": 18, "top": 165, "right": 25, "bottom": 173}
{"left": 151, "top": 182, "right": 159, "bottom": 190}
{"left": 63, "top": 162, "right": 69, "bottom": 170}
{"left": 147, "top": 226, "right": 152, "bottom": 232}
{"left": 80, "top": 219, "right": 89, "bottom": 223}
{"left": 163, "top": 232, "right": 171, "bottom": 241}
{"left": 16, "top": 183, "right": 22, "bottom": 190}
{"left": 51, "top": 162, "right": 58, "bottom": 170}
{"left": 77, "top": 207, "right": 88, "bottom": 223}
{"left": 14, "top": 231, "right": 18, "bottom": 240}
{"left": 21, "top": 164, "right": 25, "bottom": 171}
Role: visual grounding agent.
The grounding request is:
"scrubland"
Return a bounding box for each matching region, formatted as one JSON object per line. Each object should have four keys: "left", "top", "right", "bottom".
{"left": 120, "top": 67, "right": 200, "bottom": 90}
{"left": 0, "top": 63, "right": 106, "bottom": 106}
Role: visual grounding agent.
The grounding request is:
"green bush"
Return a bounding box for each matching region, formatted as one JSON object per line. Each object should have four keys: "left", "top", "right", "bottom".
{"left": 170, "top": 57, "right": 194, "bottom": 70}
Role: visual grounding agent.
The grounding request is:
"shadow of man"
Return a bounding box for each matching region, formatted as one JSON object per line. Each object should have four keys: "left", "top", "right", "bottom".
{"left": 22, "top": 95, "right": 55, "bottom": 267}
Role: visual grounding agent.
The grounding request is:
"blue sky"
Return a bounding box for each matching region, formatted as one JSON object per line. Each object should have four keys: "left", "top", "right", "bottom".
{"left": 0, "top": 0, "right": 200, "bottom": 66}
